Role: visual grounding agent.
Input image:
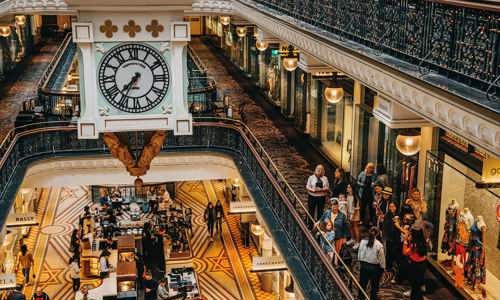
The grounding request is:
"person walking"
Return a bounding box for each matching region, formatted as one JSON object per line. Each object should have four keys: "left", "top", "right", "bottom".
{"left": 70, "top": 257, "right": 81, "bottom": 292}
{"left": 17, "top": 245, "right": 34, "bottom": 285}
{"left": 403, "top": 227, "right": 428, "bottom": 300}
{"left": 214, "top": 199, "right": 224, "bottom": 237}
{"left": 358, "top": 227, "right": 385, "bottom": 300}
{"left": 31, "top": 287, "right": 49, "bottom": 300}
{"left": 356, "top": 162, "right": 377, "bottom": 226}
{"left": 306, "top": 164, "right": 330, "bottom": 222}
{"left": 204, "top": 202, "right": 216, "bottom": 242}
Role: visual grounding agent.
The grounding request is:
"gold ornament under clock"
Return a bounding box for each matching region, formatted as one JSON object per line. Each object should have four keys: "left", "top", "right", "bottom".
{"left": 103, "top": 131, "right": 166, "bottom": 177}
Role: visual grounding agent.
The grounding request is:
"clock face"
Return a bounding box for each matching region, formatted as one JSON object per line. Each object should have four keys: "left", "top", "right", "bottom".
{"left": 98, "top": 43, "right": 170, "bottom": 113}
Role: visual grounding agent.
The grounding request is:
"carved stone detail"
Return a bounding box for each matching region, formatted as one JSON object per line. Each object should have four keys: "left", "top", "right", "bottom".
{"left": 103, "top": 131, "right": 166, "bottom": 177}
{"left": 234, "top": 1, "right": 500, "bottom": 154}
{"left": 146, "top": 19, "right": 164, "bottom": 38}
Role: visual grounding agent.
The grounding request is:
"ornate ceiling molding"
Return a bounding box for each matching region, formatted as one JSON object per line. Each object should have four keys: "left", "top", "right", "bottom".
{"left": 0, "top": 0, "right": 75, "bottom": 16}
{"left": 190, "top": 0, "right": 232, "bottom": 14}
{"left": 234, "top": 0, "right": 500, "bottom": 155}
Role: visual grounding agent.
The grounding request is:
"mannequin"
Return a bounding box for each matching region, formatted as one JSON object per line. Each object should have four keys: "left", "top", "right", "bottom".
{"left": 462, "top": 208, "right": 474, "bottom": 229}
{"left": 465, "top": 215, "right": 486, "bottom": 289}
{"left": 441, "top": 199, "right": 459, "bottom": 256}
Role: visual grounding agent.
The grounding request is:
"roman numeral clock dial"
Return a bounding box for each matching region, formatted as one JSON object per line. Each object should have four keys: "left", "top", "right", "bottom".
{"left": 98, "top": 43, "right": 170, "bottom": 113}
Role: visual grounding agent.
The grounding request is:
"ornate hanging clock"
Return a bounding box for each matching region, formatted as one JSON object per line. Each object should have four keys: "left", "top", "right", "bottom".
{"left": 98, "top": 43, "right": 170, "bottom": 113}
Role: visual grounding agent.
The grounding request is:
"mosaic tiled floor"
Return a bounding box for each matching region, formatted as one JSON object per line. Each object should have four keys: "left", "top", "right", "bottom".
{"left": 21, "top": 183, "right": 274, "bottom": 300}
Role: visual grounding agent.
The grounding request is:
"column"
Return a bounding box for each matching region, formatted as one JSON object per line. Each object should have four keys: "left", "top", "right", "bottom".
{"left": 260, "top": 233, "right": 273, "bottom": 292}
{"left": 417, "top": 126, "right": 437, "bottom": 193}
{"left": 77, "top": 43, "right": 99, "bottom": 139}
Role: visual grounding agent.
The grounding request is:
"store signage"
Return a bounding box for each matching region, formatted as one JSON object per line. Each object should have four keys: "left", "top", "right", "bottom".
{"left": 482, "top": 158, "right": 500, "bottom": 184}
{"left": 0, "top": 273, "right": 16, "bottom": 290}
{"left": 279, "top": 45, "right": 299, "bottom": 58}
{"left": 6, "top": 212, "right": 37, "bottom": 227}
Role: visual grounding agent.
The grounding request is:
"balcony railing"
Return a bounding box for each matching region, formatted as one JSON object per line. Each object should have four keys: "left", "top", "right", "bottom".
{"left": 29, "top": 34, "right": 218, "bottom": 118}
{"left": 0, "top": 119, "right": 366, "bottom": 300}
{"left": 249, "top": 0, "right": 500, "bottom": 97}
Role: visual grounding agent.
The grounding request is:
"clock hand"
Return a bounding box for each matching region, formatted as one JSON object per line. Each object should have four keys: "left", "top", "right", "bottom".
{"left": 122, "top": 73, "right": 141, "bottom": 98}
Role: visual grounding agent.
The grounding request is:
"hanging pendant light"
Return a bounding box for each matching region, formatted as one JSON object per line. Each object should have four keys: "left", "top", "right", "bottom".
{"left": 236, "top": 26, "right": 247, "bottom": 38}
{"left": 282, "top": 57, "right": 298, "bottom": 72}
{"left": 15, "top": 15, "right": 26, "bottom": 26}
{"left": 0, "top": 26, "right": 11, "bottom": 38}
{"left": 255, "top": 40, "right": 268, "bottom": 51}
{"left": 220, "top": 16, "right": 230, "bottom": 26}
{"left": 396, "top": 132, "right": 421, "bottom": 156}
{"left": 324, "top": 87, "right": 344, "bottom": 104}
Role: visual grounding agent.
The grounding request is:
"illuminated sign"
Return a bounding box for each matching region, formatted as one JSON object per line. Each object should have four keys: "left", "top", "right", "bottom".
{"left": 278, "top": 45, "right": 299, "bottom": 58}
{"left": 482, "top": 158, "right": 500, "bottom": 184}
{"left": 6, "top": 212, "right": 37, "bottom": 227}
{"left": 0, "top": 273, "right": 16, "bottom": 290}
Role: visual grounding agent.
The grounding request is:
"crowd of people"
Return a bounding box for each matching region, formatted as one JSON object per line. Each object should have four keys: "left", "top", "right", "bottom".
{"left": 308, "top": 163, "right": 430, "bottom": 300}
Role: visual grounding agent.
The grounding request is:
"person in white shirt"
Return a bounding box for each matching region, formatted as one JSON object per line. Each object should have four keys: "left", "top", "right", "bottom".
{"left": 69, "top": 257, "right": 80, "bottom": 292}
{"left": 358, "top": 227, "right": 385, "bottom": 300}
{"left": 99, "top": 252, "right": 109, "bottom": 279}
{"left": 306, "top": 164, "right": 330, "bottom": 222}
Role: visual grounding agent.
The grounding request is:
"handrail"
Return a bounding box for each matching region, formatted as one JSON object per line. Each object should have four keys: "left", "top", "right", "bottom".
{"left": 37, "top": 32, "right": 72, "bottom": 92}
{"left": 0, "top": 119, "right": 362, "bottom": 300}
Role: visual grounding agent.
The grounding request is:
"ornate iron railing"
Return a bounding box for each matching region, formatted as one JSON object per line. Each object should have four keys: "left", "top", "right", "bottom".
{"left": 249, "top": 0, "right": 500, "bottom": 95}
{"left": 0, "top": 119, "right": 362, "bottom": 300}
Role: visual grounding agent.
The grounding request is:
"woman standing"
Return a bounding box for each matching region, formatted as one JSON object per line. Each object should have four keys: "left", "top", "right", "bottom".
{"left": 320, "top": 199, "right": 350, "bottom": 256}
{"left": 383, "top": 202, "right": 401, "bottom": 281}
{"left": 358, "top": 227, "right": 385, "bottom": 300}
{"left": 204, "top": 202, "right": 216, "bottom": 242}
{"left": 69, "top": 257, "right": 80, "bottom": 292}
{"left": 404, "top": 188, "right": 427, "bottom": 220}
{"left": 331, "top": 168, "right": 347, "bottom": 198}
{"left": 403, "top": 227, "right": 427, "bottom": 300}
{"left": 306, "top": 165, "right": 330, "bottom": 222}
{"left": 17, "top": 245, "right": 34, "bottom": 285}
{"left": 215, "top": 200, "right": 224, "bottom": 238}
{"left": 356, "top": 162, "right": 377, "bottom": 226}
{"left": 99, "top": 251, "right": 109, "bottom": 279}
{"left": 346, "top": 184, "right": 360, "bottom": 249}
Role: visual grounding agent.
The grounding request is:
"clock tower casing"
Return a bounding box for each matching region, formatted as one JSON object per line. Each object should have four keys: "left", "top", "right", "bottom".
{"left": 72, "top": 11, "right": 192, "bottom": 139}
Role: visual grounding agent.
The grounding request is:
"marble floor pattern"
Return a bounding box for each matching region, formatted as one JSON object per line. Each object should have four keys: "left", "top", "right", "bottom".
{"left": 21, "top": 182, "right": 273, "bottom": 300}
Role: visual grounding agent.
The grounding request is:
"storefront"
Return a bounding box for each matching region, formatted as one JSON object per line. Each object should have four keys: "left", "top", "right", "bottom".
{"left": 424, "top": 131, "right": 500, "bottom": 300}
{"left": 0, "top": 188, "right": 40, "bottom": 296}
{"left": 260, "top": 45, "right": 281, "bottom": 106}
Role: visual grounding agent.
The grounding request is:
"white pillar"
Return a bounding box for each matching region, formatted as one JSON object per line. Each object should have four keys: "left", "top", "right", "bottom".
{"left": 77, "top": 43, "right": 99, "bottom": 139}
{"left": 170, "top": 41, "right": 189, "bottom": 115}
{"left": 417, "top": 126, "right": 436, "bottom": 193}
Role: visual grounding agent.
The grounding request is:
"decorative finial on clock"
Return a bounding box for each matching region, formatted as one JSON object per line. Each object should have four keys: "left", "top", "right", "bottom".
{"left": 161, "top": 105, "right": 173, "bottom": 115}
{"left": 99, "top": 106, "right": 110, "bottom": 116}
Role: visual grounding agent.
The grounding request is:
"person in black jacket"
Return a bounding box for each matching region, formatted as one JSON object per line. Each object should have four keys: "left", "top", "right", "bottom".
{"left": 204, "top": 202, "right": 216, "bottom": 242}
{"left": 383, "top": 201, "right": 401, "bottom": 283}
{"left": 331, "top": 167, "right": 348, "bottom": 198}
{"left": 214, "top": 200, "right": 224, "bottom": 238}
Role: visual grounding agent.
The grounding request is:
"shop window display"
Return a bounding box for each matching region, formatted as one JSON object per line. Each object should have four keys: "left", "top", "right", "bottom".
{"left": 425, "top": 152, "right": 500, "bottom": 299}
{"left": 317, "top": 80, "right": 354, "bottom": 172}
{"left": 262, "top": 46, "right": 281, "bottom": 105}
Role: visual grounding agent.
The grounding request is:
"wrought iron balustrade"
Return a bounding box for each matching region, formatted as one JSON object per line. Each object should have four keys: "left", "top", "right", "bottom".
{"left": 0, "top": 119, "right": 361, "bottom": 300}
{"left": 249, "top": 0, "right": 500, "bottom": 95}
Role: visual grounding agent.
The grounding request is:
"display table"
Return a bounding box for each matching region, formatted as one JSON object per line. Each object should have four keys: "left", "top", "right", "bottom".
{"left": 167, "top": 268, "right": 201, "bottom": 299}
